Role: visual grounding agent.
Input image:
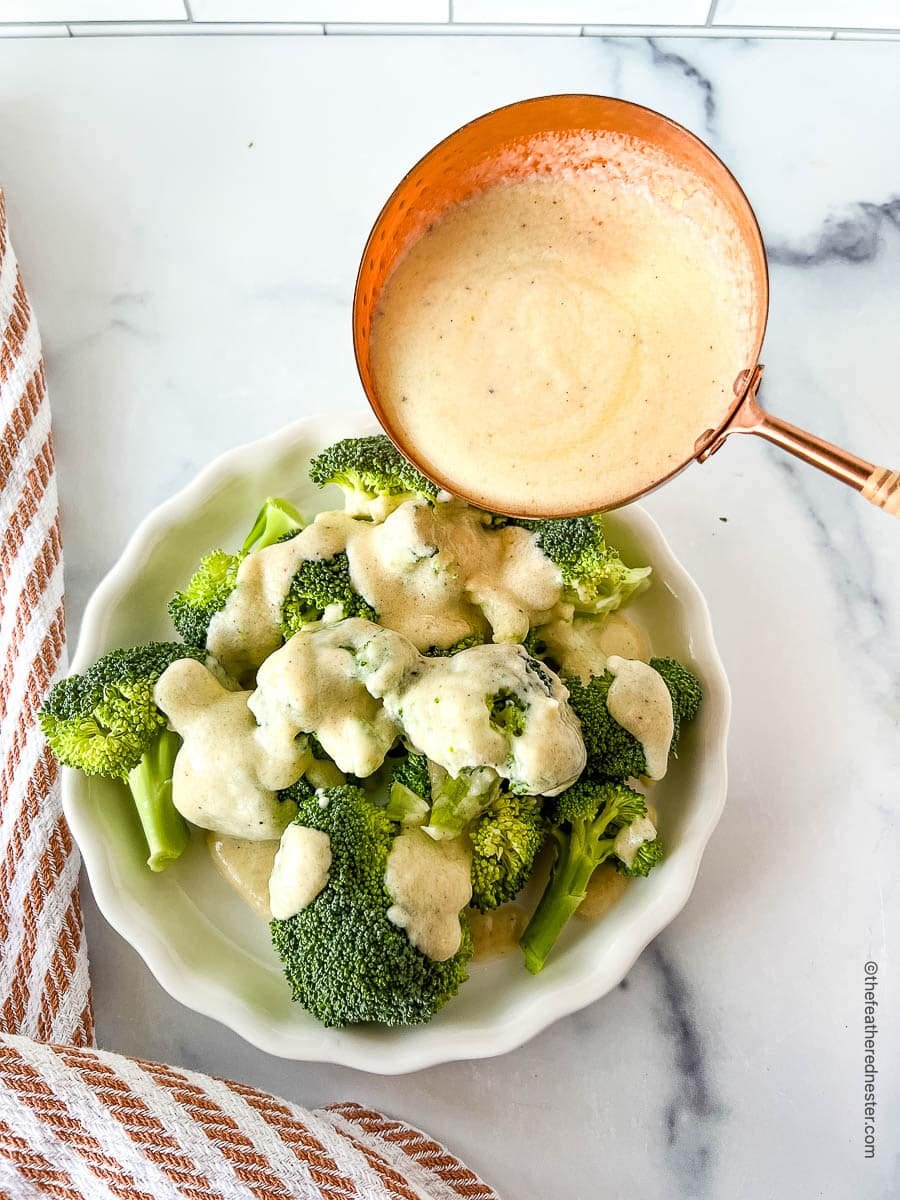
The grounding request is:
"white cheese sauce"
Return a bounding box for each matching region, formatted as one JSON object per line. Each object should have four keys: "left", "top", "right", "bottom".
{"left": 154, "top": 658, "right": 308, "bottom": 839}
{"left": 537, "top": 612, "right": 651, "bottom": 683}
{"left": 268, "top": 823, "right": 332, "bottom": 920}
{"left": 250, "top": 619, "right": 586, "bottom": 798}
{"left": 206, "top": 497, "right": 565, "bottom": 677}
{"left": 384, "top": 828, "right": 472, "bottom": 960}
{"left": 370, "top": 136, "right": 756, "bottom": 516}
{"left": 605, "top": 655, "right": 674, "bottom": 780}
{"left": 248, "top": 618, "right": 414, "bottom": 777}
{"left": 385, "top": 642, "right": 586, "bottom": 796}
{"left": 207, "top": 833, "right": 279, "bottom": 919}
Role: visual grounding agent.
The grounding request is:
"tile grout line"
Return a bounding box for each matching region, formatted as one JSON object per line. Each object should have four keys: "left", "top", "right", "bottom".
{"left": 6, "top": 20, "right": 900, "bottom": 39}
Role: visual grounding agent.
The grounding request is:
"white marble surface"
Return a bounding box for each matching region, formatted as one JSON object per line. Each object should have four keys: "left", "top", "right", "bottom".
{"left": 1, "top": 33, "right": 898, "bottom": 1200}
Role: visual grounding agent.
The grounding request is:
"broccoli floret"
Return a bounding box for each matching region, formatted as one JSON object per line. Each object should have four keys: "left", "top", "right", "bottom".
{"left": 40, "top": 642, "right": 207, "bottom": 871}
{"left": 308, "top": 435, "right": 438, "bottom": 518}
{"left": 280, "top": 552, "right": 377, "bottom": 640}
{"left": 487, "top": 688, "right": 528, "bottom": 738}
{"left": 651, "top": 657, "right": 703, "bottom": 743}
{"left": 519, "top": 515, "right": 652, "bottom": 614}
{"left": 617, "top": 836, "right": 664, "bottom": 878}
{"left": 424, "top": 635, "right": 484, "bottom": 657}
{"left": 520, "top": 780, "right": 658, "bottom": 973}
{"left": 470, "top": 792, "right": 546, "bottom": 912}
{"left": 169, "top": 497, "right": 304, "bottom": 646}
{"left": 270, "top": 785, "right": 472, "bottom": 1027}
{"left": 564, "top": 658, "right": 702, "bottom": 780}
{"left": 424, "top": 765, "right": 501, "bottom": 840}
{"left": 385, "top": 753, "right": 431, "bottom": 826}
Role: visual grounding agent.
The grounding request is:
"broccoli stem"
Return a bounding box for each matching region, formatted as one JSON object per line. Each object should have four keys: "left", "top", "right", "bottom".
{"left": 520, "top": 824, "right": 615, "bottom": 974}
{"left": 242, "top": 497, "right": 304, "bottom": 554}
{"left": 126, "top": 729, "right": 189, "bottom": 872}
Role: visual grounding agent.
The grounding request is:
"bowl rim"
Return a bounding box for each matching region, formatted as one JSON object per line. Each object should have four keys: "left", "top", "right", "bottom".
{"left": 63, "top": 410, "right": 731, "bottom": 1074}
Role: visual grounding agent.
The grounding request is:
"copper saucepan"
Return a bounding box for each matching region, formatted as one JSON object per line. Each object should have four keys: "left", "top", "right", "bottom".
{"left": 353, "top": 94, "right": 899, "bottom": 518}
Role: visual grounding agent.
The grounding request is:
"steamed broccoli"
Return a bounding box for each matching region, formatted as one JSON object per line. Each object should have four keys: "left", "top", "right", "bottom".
{"left": 308, "top": 435, "right": 438, "bottom": 518}
{"left": 423, "top": 765, "right": 501, "bottom": 840}
{"left": 487, "top": 688, "right": 528, "bottom": 738}
{"left": 385, "top": 752, "right": 431, "bottom": 826}
{"left": 169, "top": 497, "right": 304, "bottom": 646}
{"left": 39, "top": 642, "right": 206, "bottom": 871}
{"left": 565, "top": 657, "right": 702, "bottom": 781}
{"left": 270, "top": 785, "right": 472, "bottom": 1027}
{"left": 519, "top": 515, "right": 651, "bottom": 614}
{"left": 425, "top": 635, "right": 484, "bottom": 657}
{"left": 470, "top": 792, "right": 546, "bottom": 912}
{"left": 652, "top": 656, "right": 703, "bottom": 743}
{"left": 520, "top": 780, "right": 659, "bottom": 973}
{"left": 280, "top": 552, "right": 377, "bottom": 640}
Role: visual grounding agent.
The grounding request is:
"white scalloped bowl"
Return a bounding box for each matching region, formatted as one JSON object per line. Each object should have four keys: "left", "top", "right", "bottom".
{"left": 63, "top": 411, "right": 730, "bottom": 1074}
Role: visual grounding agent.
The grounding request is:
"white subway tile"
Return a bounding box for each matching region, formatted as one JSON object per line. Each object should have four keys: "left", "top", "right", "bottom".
{"left": 0, "top": 0, "right": 185, "bottom": 17}
{"left": 325, "top": 20, "right": 581, "bottom": 33}
{"left": 714, "top": 0, "right": 900, "bottom": 29}
{"left": 0, "top": 21, "right": 69, "bottom": 33}
{"left": 454, "top": 0, "right": 708, "bottom": 23}
{"left": 583, "top": 22, "right": 834, "bottom": 35}
{"left": 69, "top": 19, "right": 323, "bottom": 32}
{"left": 191, "top": 0, "right": 447, "bottom": 20}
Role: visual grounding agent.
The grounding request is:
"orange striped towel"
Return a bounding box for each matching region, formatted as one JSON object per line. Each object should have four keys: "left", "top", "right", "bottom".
{"left": 0, "top": 194, "right": 498, "bottom": 1199}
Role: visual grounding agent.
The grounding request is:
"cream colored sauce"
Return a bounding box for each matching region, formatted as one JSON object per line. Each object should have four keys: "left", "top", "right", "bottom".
{"left": 155, "top": 659, "right": 308, "bottom": 839}
{"left": 207, "top": 511, "right": 353, "bottom": 679}
{"left": 613, "top": 814, "right": 657, "bottom": 869}
{"left": 250, "top": 617, "right": 586, "bottom": 796}
{"left": 383, "top": 642, "right": 586, "bottom": 796}
{"left": 384, "top": 828, "right": 472, "bottom": 961}
{"left": 305, "top": 757, "right": 345, "bottom": 790}
{"left": 537, "top": 612, "right": 651, "bottom": 683}
{"left": 575, "top": 861, "right": 630, "bottom": 922}
{"left": 248, "top": 619, "right": 413, "bottom": 777}
{"left": 371, "top": 142, "right": 756, "bottom": 516}
{"left": 208, "top": 497, "right": 565, "bottom": 676}
{"left": 605, "top": 655, "right": 674, "bottom": 780}
{"left": 207, "top": 833, "right": 279, "bottom": 918}
{"left": 470, "top": 903, "right": 526, "bottom": 961}
{"left": 268, "top": 824, "right": 332, "bottom": 920}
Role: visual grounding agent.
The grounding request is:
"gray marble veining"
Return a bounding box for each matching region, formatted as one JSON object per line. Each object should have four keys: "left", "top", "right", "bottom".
{"left": 0, "top": 32, "right": 897, "bottom": 1200}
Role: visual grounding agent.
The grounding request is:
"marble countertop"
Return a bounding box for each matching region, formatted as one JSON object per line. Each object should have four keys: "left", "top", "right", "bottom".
{"left": 1, "top": 32, "right": 898, "bottom": 1200}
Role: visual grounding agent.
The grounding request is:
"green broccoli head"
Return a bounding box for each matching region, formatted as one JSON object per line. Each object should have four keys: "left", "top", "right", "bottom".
{"left": 521, "top": 780, "right": 657, "bottom": 973}
{"left": 424, "top": 634, "right": 485, "bottom": 657}
{"left": 617, "top": 835, "right": 664, "bottom": 878}
{"left": 308, "top": 435, "right": 438, "bottom": 517}
{"left": 280, "top": 552, "right": 377, "bottom": 640}
{"left": 384, "top": 752, "right": 431, "bottom": 825}
{"left": 169, "top": 497, "right": 304, "bottom": 646}
{"left": 423, "top": 766, "right": 502, "bottom": 840}
{"left": 650, "top": 656, "right": 703, "bottom": 743}
{"left": 470, "top": 791, "right": 546, "bottom": 912}
{"left": 270, "top": 785, "right": 472, "bottom": 1027}
{"left": 564, "top": 658, "right": 702, "bottom": 780}
{"left": 520, "top": 515, "right": 652, "bottom": 614}
{"left": 39, "top": 642, "right": 205, "bottom": 778}
{"left": 487, "top": 687, "right": 528, "bottom": 739}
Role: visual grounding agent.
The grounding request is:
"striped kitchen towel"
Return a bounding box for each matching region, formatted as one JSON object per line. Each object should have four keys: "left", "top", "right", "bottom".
{"left": 0, "top": 191, "right": 93, "bottom": 1049}
{"left": 0, "top": 194, "right": 499, "bottom": 1199}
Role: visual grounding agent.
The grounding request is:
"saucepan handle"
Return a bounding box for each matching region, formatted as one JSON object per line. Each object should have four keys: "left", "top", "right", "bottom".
{"left": 702, "top": 367, "right": 899, "bottom": 517}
